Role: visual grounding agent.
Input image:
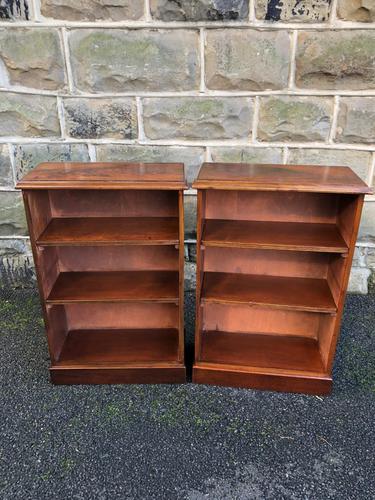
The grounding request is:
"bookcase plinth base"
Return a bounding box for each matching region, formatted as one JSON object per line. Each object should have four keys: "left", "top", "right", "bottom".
{"left": 193, "top": 364, "right": 332, "bottom": 395}
{"left": 50, "top": 365, "right": 186, "bottom": 385}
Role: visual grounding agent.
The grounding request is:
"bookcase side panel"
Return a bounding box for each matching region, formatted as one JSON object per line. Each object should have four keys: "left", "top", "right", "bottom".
{"left": 321, "top": 194, "right": 365, "bottom": 372}
{"left": 337, "top": 195, "right": 361, "bottom": 246}
{"left": 195, "top": 189, "right": 206, "bottom": 361}
{"left": 178, "top": 190, "right": 185, "bottom": 363}
{"left": 22, "top": 190, "right": 62, "bottom": 363}
{"left": 46, "top": 305, "right": 69, "bottom": 363}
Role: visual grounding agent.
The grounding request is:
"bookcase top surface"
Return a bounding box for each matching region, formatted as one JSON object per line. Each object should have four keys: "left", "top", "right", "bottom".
{"left": 193, "top": 163, "right": 372, "bottom": 194}
{"left": 16, "top": 162, "right": 187, "bottom": 190}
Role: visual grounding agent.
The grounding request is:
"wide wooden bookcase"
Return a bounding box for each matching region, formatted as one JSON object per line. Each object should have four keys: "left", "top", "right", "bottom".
{"left": 17, "top": 162, "right": 187, "bottom": 384}
{"left": 192, "top": 163, "right": 371, "bottom": 394}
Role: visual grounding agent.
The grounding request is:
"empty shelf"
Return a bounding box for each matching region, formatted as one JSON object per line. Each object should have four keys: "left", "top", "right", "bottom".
{"left": 203, "top": 220, "right": 348, "bottom": 253}
{"left": 37, "top": 217, "right": 179, "bottom": 246}
{"left": 47, "top": 271, "right": 179, "bottom": 304}
{"left": 56, "top": 329, "right": 180, "bottom": 366}
{"left": 201, "top": 331, "right": 325, "bottom": 374}
{"left": 202, "top": 272, "right": 337, "bottom": 313}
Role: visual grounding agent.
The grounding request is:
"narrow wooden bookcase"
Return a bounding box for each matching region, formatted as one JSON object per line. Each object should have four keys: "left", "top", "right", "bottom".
{"left": 192, "top": 163, "right": 371, "bottom": 394}
{"left": 17, "top": 162, "right": 187, "bottom": 384}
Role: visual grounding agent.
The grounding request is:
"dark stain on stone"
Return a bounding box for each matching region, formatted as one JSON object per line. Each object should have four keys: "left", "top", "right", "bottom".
{"left": 265, "top": 0, "right": 331, "bottom": 21}
{"left": 67, "top": 104, "right": 135, "bottom": 140}
{"left": 265, "top": 0, "right": 283, "bottom": 21}
{"left": 0, "top": 0, "right": 29, "bottom": 20}
{"left": 292, "top": 0, "right": 331, "bottom": 20}
{"left": 0, "top": 257, "right": 34, "bottom": 288}
{"left": 165, "top": 0, "right": 246, "bottom": 21}
{"left": 206, "top": 9, "right": 239, "bottom": 20}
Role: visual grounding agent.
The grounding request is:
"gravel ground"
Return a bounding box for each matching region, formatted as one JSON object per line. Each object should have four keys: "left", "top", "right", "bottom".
{"left": 0, "top": 287, "right": 374, "bottom": 500}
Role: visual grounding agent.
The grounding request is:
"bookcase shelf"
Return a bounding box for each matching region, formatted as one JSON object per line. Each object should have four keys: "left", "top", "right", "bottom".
{"left": 202, "top": 220, "right": 348, "bottom": 253}
{"left": 57, "top": 329, "right": 180, "bottom": 365}
{"left": 200, "top": 331, "right": 325, "bottom": 374}
{"left": 46, "top": 271, "right": 180, "bottom": 304}
{"left": 37, "top": 217, "right": 179, "bottom": 246}
{"left": 202, "top": 272, "right": 337, "bottom": 313}
{"left": 17, "top": 162, "right": 187, "bottom": 385}
{"left": 193, "top": 163, "right": 371, "bottom": 395}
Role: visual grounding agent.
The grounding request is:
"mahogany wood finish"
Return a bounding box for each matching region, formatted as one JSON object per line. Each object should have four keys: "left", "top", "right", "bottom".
{"left": 17, "top": 162, "right": 185, "bottom": 190}
{"left": 193, "top": 163, "right": 372, "bottom": 193}
{"left": 17, "top": 162, "right": 187, "bottom": 385}
{"left": 201, "top": 332, "right": 324, "bottom": 373}
{"left": 203, "top": 220, "right": 348, "bottom": 253}
{"left": 202, "top": 272, "right": 337, "bottom": 313}
{"left": 38, "top": 217, "right": 179, "bottom": 246}
{"left": 47, "top": 271, "right": 179, "bottom": 304}
{"left": 193, "top": 163, "right": 371, "bottom": 394}
{"left": 57, "top": 329, "right": 179, "bottom": 364}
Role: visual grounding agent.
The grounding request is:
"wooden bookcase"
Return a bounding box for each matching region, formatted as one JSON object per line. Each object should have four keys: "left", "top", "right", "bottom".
{"left": 17, "top": 162, "right": 187, "bottom": 385}
{"left": 192, "top": 163, "right": 371, "bottom": 394}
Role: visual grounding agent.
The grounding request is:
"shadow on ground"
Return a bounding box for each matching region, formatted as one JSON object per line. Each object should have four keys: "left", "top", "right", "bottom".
{"left": 0, "top": 287, "right": 374, "bottom": 499}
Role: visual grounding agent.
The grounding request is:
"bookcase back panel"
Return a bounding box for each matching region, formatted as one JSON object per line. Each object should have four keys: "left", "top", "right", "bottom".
{"left": 55, "top": 246, "right": 179, "bottom": 272}
{"left": 64, "top": 303, "right": 179, "bottom": 330}
{"left": 204, "top": 191, "right": 339, "bottom": 224}
{"left": 49, "top": 190, "right": 179, "bottom": 218}
{"left": 203, "top": 247, "right": 330, "bottom": 279}
{"left": 202, "top": 303, "right": 320, "bottom": 338}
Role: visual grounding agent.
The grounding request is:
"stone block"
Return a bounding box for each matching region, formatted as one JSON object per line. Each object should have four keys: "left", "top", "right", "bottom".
{"left": 69, "top": 29, "right": 200, "bottom": 92}
{"left": 258, "top": 96, "right": 333, "bottom": 142}
{"left": 352, "top": 246, "right": 366, "bottom": 267}
{"left": 184, "top": 261, "right": 196, "bottom": 292}
{"left": 205, "top": 29, "right": 290, "bottom": 91}
{"left": 336, "top": 97, "right": 375, "bottom": 144}
{"left": 95, "top": 144, "right": 205, "bottom": 185}
{"left": 184, "top": 194, "right": 197, "bottom": 238}
{"left": 287, "top": 148, "right": 371, "bottom": 183}
{"left": 337, "top": 0, "right": 375, "bottom": 22}
{"left": 150, "top": 0, "right": 249, "bottom": 21}
{"left": 0, "top": 191, "right": 27, "bottom": 236}
{"left": 0, "top": 145, "right": 13, "bottom": 187}
{"left": 41, "top": 0, "right": 144, "bottom": 21}
{"left": 143, "top": 97, "right": 253, "bottom": 140}
{"left": 0, "top": 237, "right": 31, "bottom": 258}
{"left": 0, "top": 238, "right": 34, "bottom": 286}
{"left": 255, "top": 0, "right": 332, "bottom": 22}
{"left": 13, "top": 143, "right": 89, "bottom": 180}
{"left": 0, "top": 0, "right": 30, "bottom": 21}
{"left": 63, "top": 98, "right": 137, "bottom": 140}
{"left": 0, "top": 93, "right": 60, "bottom": 137}
{"left": 0, "top": 28, "right": 66, "bottom": 90}
{"left": 366, "top": 248, "right": 375, "bottom": 269}
{"left": 348, "top": 267, "right": 371, "bottom": 294}
{"left": 296, "top": 31, "right": 375, "bottom": 90}
{"left": 358, "top": 202, "right": 375, "bottom": 243}
{"left": 211, "top": 146, "right": 283, "bottom": 164}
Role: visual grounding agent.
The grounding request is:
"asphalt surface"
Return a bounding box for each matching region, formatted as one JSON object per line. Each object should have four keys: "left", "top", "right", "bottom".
{"left": 0, "top": 287, "right": 374, "bottom": 500}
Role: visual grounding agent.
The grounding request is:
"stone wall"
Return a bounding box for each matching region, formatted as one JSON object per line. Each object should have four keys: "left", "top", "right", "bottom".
{"left": 0, "top": 0, "right": 374, "bottom": 292}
